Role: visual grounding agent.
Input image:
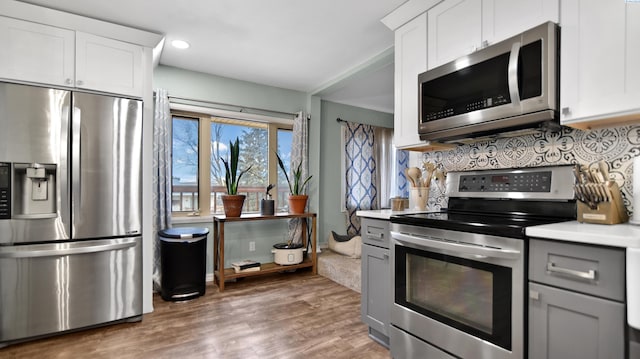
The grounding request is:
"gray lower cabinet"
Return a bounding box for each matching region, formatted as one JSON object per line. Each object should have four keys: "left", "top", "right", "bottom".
{"left": 529, "top": 282, "right": 625, "bottom": 359}
{"left": 528, "top": 238, "right": 626, "bottom": 359}
{"left": 360, "top": 217, "right": 390, "bottom": 347}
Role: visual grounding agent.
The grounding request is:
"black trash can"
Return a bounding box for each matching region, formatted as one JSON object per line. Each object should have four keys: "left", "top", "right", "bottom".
{"left": 159, "top": 227, "right": 209, "bottom": 301}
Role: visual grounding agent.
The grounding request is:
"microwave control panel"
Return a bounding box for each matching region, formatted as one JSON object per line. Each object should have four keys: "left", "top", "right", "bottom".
{"left": 0, "top": 162, "right": 10, "bottom": 219}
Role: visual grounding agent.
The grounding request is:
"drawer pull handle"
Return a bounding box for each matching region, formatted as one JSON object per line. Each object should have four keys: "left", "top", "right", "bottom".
{"left": 546, "top": 262, "right": 596, "bottom": 281}
{"left": 366, "top": 231, "right": 384, "bottom": 239}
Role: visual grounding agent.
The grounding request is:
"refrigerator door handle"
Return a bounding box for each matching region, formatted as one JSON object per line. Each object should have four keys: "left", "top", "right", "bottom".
{"left": 71, "top": 106, "right": 82, "bottom": 226}
{"left": 0, "top": 238, "right": 137, "bottom": 258}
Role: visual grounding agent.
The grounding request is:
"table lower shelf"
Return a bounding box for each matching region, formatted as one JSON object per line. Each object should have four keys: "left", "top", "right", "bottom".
{"left": 216, "top": 257, "right": 315, "bottom": 281}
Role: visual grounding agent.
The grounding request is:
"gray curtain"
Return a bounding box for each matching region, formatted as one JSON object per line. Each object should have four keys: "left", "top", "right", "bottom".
{"left": 152, "top": 89, "right": 172, "bottom": 291}
{"left": 374, "top": 127, "right": 394, "bottom": 209}
{"left": 288, "top": 111, "right": 309, "bottom": 245}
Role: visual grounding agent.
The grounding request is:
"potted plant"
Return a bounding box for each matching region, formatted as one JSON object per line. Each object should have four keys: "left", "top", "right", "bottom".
{"left": 260, "top": 184, "right": 275, "bottom": 215}
{"left": 220, "top": 137, "right": 252, "bottom": 217}
{"left": 276, "top": 152, "right": 312, "bottom": 214}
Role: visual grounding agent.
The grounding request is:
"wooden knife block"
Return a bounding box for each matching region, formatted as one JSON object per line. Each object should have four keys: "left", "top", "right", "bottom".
{"left": 577, "top": 181, "right": 628, "bottom": 224}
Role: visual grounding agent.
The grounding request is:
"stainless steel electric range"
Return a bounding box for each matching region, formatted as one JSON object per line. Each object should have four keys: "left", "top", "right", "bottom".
{"left": 389, "top": 165, "right": 576, "bottom": 359}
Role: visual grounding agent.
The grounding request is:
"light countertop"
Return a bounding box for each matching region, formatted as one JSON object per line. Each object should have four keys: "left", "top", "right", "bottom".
{"left": 526, "top": 221, "right": 640, "bottom": 248}
{"left": 358, "top": 211, "right": 640, "bottom": 248}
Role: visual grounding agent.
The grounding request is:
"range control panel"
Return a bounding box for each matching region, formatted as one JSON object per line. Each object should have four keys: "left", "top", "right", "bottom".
{"left": 0, "top": 162, "right": 10, "bottom": 219}
{"left": 459, "top": 171, "right": 552, "bottom": 192}
{"left": 446, "top": 166, "right": 575, "bottom": 201}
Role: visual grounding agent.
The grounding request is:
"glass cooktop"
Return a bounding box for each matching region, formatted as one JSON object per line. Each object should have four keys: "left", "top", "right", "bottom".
{"left": 390, "top": 210, "right": 571, "bottom": 239}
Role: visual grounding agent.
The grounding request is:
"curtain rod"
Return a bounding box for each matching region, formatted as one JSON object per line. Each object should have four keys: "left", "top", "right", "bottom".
{"left": 168, "top": 95, "right": 298, "bottom": 118}
{"left": 336, "top": 117, "right": 364, "bottom": 124}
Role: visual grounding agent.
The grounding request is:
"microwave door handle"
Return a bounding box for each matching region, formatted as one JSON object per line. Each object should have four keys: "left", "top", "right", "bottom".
{"left": 391, "top": 231, "right": 521, "bottom": 260}
{"left": 508, "top": 41, "right": 521, "bottom": 106}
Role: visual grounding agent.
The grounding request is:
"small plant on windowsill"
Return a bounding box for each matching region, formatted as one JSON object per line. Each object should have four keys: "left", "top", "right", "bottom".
{"left": 220, "top": 137, "right": 252, "bottom": 217}
{"left": 275, "top": 152, "right": 312, "bottom": 214}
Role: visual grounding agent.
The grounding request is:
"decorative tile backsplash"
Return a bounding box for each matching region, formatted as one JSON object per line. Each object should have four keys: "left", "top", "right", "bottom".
{"left": 421, "top": 124, "right": 640, "bottom": 215}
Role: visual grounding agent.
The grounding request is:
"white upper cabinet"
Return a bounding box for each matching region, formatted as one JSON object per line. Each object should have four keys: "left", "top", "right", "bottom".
{"left": 428, "top": 0, "right": 558, "bottom": 69}
{"left": 560, "top": 0, "right": 640, "bottom": 128}
{"left": 0, "top": 16, "right": 75, "bottom": 87}
{"left": 394, "top": 13, "right": 428, "bottom": 149}
{"left": 482, "top": 0, "right": 558, "bottom": 45}
{"left": 76, "top": 32, "right": 143, "bottom": 97}
{"left": 0, "top": 16, "right": 143, "bottom": 98}
{"left": 428, "top": 0, "right": 482, "bottom": 69}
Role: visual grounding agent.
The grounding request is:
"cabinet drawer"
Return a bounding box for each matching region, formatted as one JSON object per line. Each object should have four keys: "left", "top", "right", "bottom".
{"left": 361, "top": 218, "right": 390, "bottom": 249}
{"left": 529, "top": 239, "right": 625, "bottom": 301}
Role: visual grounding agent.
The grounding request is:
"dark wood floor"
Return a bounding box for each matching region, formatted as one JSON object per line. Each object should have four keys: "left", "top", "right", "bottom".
{"left": 0, "top": 271, "right": 390, "bottom": 359}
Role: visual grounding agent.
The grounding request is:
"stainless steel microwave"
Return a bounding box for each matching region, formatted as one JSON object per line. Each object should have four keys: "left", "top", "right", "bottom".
{"left": 418, "top": 21, "right": 559, "bottom": 142}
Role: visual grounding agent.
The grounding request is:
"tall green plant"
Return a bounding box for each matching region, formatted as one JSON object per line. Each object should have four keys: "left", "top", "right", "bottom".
{"left": 220, "top": 137, "right": 252, "bottom": 195}
{"left": 275, "top": 152, "right": 312, "bottom": 195}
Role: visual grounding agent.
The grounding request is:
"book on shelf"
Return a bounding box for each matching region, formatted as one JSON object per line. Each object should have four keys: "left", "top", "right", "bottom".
{"left": 233, "top": 266, "right": 260, "bottom": 273}
{"left": 231, "top": 259, "right": 261, "bottom": 272}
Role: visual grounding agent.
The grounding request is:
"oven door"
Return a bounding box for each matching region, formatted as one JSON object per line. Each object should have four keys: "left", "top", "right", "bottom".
{"left": 390, "top": 227, "right": 525, "bottom": 359}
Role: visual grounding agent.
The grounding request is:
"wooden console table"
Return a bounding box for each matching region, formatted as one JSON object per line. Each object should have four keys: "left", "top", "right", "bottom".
{"left": 213, "top": 212, "right": 317, "bottom": 291}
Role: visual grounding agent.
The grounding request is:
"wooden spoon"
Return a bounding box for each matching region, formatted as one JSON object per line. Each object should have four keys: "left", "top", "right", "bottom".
{"left": 404, "top": 168, "right": 416, "bottom": 187}
{"left": 407, "top": 167, "right": 422, "bottom": 187}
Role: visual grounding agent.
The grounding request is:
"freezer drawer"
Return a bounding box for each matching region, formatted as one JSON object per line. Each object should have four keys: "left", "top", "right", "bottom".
{"left": 0, "top": 237, "right": 142, "bottom": 344}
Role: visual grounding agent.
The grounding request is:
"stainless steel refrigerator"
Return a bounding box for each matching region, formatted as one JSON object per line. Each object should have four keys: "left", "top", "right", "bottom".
{"left": 0, "top": 82, "right": 143, "bottom": 347}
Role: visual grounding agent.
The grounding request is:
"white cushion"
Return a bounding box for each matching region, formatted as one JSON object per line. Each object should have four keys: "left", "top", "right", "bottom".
{"left": 328, "top": 232, "right": 361, "bottom": 258}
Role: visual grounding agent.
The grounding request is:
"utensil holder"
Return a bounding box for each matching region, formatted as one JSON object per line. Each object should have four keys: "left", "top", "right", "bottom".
{"left": 577, "top": 181, "right": 628, "bottom": 224}
{"left": 409, "top": 187, "right": 429, "bottom": 211}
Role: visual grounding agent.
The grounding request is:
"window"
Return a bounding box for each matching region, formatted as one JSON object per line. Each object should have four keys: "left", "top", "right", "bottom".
{"left": 172, "top": 116, "right": 199, "bottom": 212}
{"left": 276, "top": 129, "right": 293, "bottom": 208}
{"left": 171, "top": 110, "right": 292, "bottom": 215}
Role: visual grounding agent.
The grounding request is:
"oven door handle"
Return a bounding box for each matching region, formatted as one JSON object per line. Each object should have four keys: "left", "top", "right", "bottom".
{"left": 391, "top": 231, "right": 521, "bottom": 260}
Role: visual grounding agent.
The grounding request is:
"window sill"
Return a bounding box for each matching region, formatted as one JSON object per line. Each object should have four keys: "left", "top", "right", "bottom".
{"left": 171, "top": 215, "right": 214, "bottom": 225}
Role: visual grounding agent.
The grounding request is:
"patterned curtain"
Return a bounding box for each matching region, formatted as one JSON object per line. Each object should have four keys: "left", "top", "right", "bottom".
{"left": 345, "top": 122, "right": 377, "bottom": 236}
{"left": 396, "top": 149, "right": 410, "bottom": 198}
{"left": 152, "top": 89, "right": 172, "bottom": 291}
{"left": 288, "top": 111, "right": 309, "bottom": 245}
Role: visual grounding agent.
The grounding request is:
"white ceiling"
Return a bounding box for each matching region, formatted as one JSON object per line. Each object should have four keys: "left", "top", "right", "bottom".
{"left": 18, "top": 0, "right": 402, "bottom": 113}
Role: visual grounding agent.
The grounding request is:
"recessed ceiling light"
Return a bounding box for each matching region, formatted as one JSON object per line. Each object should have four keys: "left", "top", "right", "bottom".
{"left": 171, "top": 40, "right": 190, "bottom": 49}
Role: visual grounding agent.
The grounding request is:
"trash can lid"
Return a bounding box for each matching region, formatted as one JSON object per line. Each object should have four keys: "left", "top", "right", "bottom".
{"left": 159, "top": 227, "right": 209, "bottom": 239}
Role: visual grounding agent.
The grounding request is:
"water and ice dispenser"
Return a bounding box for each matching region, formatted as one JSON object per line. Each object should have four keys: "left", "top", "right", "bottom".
{"left": 0, "top": 163, "right": 9, "bottom": 219}
{"left": 9, "top": 163, "right": 57, "bottom": 219}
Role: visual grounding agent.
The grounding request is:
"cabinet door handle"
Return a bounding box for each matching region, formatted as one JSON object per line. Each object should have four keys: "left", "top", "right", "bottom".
{"left": 529, "top": 289, "right": 540, "bottom": 301}
{"left": 76, "top": 80, "right": 84, "bottom": 86}
{"left": 546, "top": 262, "right": 597, "bottom": 281}
{"left": 561, "top": 107, "right": 571, "bottom": 116}
{"left": 65, "top": 78, "right": 73, "bottom": 85}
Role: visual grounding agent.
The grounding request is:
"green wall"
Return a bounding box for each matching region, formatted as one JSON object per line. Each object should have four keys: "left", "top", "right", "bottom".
{"left": 154, "top": 65, "right": 308, "bottom": 114}
{"left": 318, "top": 100, "right": 393, "bottom": 245}
{"left": 153, "top": 66, "right": 392, "bottom": 278}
